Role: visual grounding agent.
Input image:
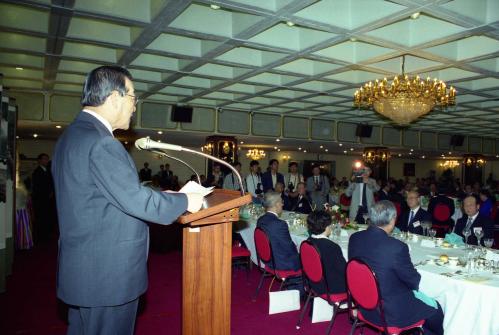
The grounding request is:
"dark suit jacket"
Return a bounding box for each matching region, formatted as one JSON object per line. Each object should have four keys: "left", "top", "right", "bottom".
{"left": 31, "top": 165, "right": 53, "bottom": 202}
{"left": 308, "top": 237, "right": 346, "bottom": 294}
{"left": 428, "top": 195, "right": 455, "bottom": 224}
{"left": 52, "top": 112, "right": 188, "bottom": 307}
{"left": 377, "top": 189, "right": 390, "bottom": 201}
{"left": 396, "top": 207, "right": 432, "bottom": 235}
{"left": 261, "top": 171, "right": 285, "bottom": 193}
{"left": 348, "top": 226, "right": 437, "bottom": 327}
{"left": 256, "top": 212, "right": 300, "bottom": 271}
{"left": 139, "top": 168, "right": 152, "bottom": 181}
{"left": 454, "top": 214, "right": 494, "bottom": 245}
{"left": 289, "top": 195, "right": 312, "bottom": 214}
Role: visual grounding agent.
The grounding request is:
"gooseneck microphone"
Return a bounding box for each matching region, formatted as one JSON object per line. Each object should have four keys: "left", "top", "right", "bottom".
{"left": 135, "top": 137, "right": 245, "bottom": 196}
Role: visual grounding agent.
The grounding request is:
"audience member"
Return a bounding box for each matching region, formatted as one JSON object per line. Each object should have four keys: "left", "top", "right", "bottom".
{"left": 274, "top": 182, "right": 290, "bottom": 210}
{"left": 306, "top": 211, "right": 346, "bottom": 295}
{"left": 31, "top": 153, "right": 55, "bottom": 242}
{"left": 261, "top": 159, "right": 285, "bottom": 192}
{"left": 139, "top": 162, "right": 152, "bottom": 182}
{"left": 345, "top": 166, "right": 379, "bottom": 224}
{"left": 285, "top": 162, "right": 304, "bottom": 199}
{"left": 256, "top": 192, "right": 303, "bottom": 294}
{"left": 306, "top": 165, "right": 330, "bottom": 210}
{"left": 454, "top": 195, "right": 494, "bottom": 246}
{"left": 289, "top": 182, "right": 312, "bottom": 214}
{"left": 478, "top": 189, "right": 494, "bottom": 218}
{"left": 205, "top": 164, "right": 224, "bottom": 189}
{"left": 349, "top": 201, "right": 444, "bottom": 335}
{"left": 245, "top": 160, "right": 263, "bottom": 203}
{"left": 223, "top": 161, "right": 244, "bottom": 191}
{"left": 397, "top": 190, "right": 431, "bottom": 235}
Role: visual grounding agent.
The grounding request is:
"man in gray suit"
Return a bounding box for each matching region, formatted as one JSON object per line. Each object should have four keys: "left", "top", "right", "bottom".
{"left": 52, "top": 66, "right": 203, "bottom": 335}
{"left": 306, "top": 165, "right": 330, "bottom": 210}
{"left": 345, "top": 166, "right": 379, "bottom": 223}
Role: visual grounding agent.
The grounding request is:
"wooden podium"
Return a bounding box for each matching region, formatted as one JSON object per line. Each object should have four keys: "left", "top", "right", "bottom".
{"left": 178, "top": 189, "right": 252, "bottom": 335}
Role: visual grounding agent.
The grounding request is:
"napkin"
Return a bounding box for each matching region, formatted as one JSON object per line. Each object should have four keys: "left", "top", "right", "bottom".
{"left": 420, "top": 239, "right": 435, "bottom": 248}
{"left": 444, "top": 232, "right": 465, "bottom": 246}
{"left": 340, "top": 229, "right": 349, "bottom": 237}
{"left": 413, "top": 290, "right": 438, "bottom": 309}
{"left": 392, "top": 227, "right": 402, "bottom": 234}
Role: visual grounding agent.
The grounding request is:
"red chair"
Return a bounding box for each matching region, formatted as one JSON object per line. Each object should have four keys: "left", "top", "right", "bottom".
{"left": 232, "top": 243, "right": 252, "bottom": 279}
{"left": 432, "top": 203, "right": 452, "bottom": 236}
{"left": 252, "top": 227, "right": 302, "bottom": 300}
{"left": 346, "top": 258, "right": 424, "bottom": 335}
{"left": 392, "top": 201, "right": 402, "bottom": 218}
{"left": 296, "top": 240, "right": 348, "bottom": 334}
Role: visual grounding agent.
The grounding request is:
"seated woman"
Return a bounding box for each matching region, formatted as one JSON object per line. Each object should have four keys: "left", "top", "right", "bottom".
{"left": 306, "top": 211, "right": 347, "bottom": 295}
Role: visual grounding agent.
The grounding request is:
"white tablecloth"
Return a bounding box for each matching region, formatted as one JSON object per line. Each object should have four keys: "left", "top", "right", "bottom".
{"left": 235, "top": 211, "right": 499, "bottom": 335}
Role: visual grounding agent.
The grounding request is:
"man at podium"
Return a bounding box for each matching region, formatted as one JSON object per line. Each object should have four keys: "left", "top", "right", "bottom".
{"left": 52, "top": 66, "right": 203, "bottom": 335}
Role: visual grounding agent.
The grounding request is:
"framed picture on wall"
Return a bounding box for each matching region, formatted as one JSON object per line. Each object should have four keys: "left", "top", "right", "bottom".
{"left": 403, "top": 163, "right": 415, "bottom": 177}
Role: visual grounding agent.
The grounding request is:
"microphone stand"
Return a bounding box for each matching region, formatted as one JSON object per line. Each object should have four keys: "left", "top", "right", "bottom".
{"left": 150, "top": 149, "right": 201, "bottom": 184}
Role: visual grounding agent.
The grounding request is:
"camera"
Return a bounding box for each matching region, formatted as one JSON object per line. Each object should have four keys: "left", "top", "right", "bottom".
{"left": 288, "top": 182, "right": 295, "bottom": 193}
{"left": 255, "top": 183, "right": 263, "bottom": 195}
{"left": 353, "top": 168, "right": 366, "bottom": 183}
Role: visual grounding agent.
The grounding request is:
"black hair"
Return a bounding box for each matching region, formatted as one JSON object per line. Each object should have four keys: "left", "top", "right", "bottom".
{"left": 288, "top": 161, "right": 298, "bottom": 168}
{"left": 269, "top": 159, "right": 278, "bottom": 166}
{"left": 233, "top": 161, "right": 241, "bottom": 167}
{"left": 37, "top": 153, "right": 49, "bottom": 160}
{"left": 479, "top": 189, "right": 491, "bottom": 199}
{"left": 81, "top": 66, "right": 133, "bottom": 107}
{"left": 250, "top": 160, "right": 259, "bottom": 167}
{"left": 307, "top": 210, "right": 332, "bottom": 235}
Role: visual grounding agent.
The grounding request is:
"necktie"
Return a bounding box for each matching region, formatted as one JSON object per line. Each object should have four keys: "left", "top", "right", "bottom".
{"left": 361, "top": 183, "right": 367, "bottom": 207}
{"left": 409, "top": 210, "right": 414, "bottom": 225}
{"left": 315, "top": 176, "right": 318, "bottom": 184}
{"left": 465, "top": 217, "right": 473, "bottom": 231}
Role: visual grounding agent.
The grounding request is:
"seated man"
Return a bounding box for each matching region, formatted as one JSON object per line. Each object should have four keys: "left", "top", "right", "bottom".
{"left": 256, "top": 191, "right": 302, "bottom": 293}
{"left": 454, "top": 195, "right": 494, "bottom": 246}
{"left": 289, "top": 182, "right": 312, "bottom": 214}
{"left": 307, "top": 211, "right": 346, "bottom": 295}
{"left": 349, "top": 201, "right": 444, "bottom": 335}
{"left": 397, "top": 190, "right": 432, "bottom": 235}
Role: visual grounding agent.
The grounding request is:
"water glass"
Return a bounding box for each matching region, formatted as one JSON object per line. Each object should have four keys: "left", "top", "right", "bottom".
{"left": 474, "top": 228, "right": 484, "bottom": 246}
{"left": 463, "top": 228, "right": 472, "bottom": 249}
{"left": 428, "top": 229, "right": 437, "bottom": 240}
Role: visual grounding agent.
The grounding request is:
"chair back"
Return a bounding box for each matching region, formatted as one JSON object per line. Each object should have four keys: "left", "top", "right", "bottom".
{"left": 346, "top": 258, "right": 380, "bottom": 310}
{"left": 340, "top": 193, "right": 351, "bottom": 206}
{"left": 300, "top": 240, "right": 324, "bottom": 284}
{"left": 254, "top": 227, "right": 272, "bottom": 266}
{"left": 434, "top": 203, "right": 451, "bottom": 221}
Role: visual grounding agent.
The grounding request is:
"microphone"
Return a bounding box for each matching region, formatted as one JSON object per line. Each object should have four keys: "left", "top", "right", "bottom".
{"left": 135, "top": 137, "right": 182, "bottom": 151}
{"left": 134, "top": 137, "right": 245, "bottom": 196}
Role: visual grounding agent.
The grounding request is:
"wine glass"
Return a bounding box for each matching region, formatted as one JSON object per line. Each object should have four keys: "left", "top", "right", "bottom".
{"left": 474, "top": 228, "right": 484, "bottom": 246}
{"left": 362, "top": 213, "right": 369, "bottom": 225}
{"left": 428, "top": 228, "right": 437, "bottom": 240}
{"left": 333, "top": 223, "right": 342, "bottom": 241}
{"left": 421, "top": 221, "right": 432, "bottom": 237}
{"left": 463, "top": 228, "right": 472, "bottom": 249}
{"left": 484, "top": 238, "right": 494, "bottom": 249}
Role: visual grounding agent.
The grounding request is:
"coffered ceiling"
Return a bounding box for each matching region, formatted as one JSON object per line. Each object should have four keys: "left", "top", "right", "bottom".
{"left": 0, "top": 0, "right": 498, "bottom": 137}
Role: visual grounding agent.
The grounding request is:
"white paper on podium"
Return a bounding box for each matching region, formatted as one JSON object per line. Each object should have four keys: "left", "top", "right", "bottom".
{"left": 177, "top": 181, "right": 214, "bottom": 197}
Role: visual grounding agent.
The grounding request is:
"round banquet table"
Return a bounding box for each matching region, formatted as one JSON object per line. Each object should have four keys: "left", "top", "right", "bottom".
{"left": 234, "top": 211, "right": 499, "bottom": 335}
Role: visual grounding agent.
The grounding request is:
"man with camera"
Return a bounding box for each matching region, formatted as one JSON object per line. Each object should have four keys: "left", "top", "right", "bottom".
{"left": 284, "top": 162, "right": 304, "bottom": 199}
{"left": 345, "top": 165, "right": 379, "bottom": 223}
{"left": 245, "top": 160, "right": 264, "bottom": 204}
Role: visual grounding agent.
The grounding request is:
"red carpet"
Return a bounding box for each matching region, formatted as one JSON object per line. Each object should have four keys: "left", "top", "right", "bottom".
{"left": 0, "top": 239, "right": 376, "bottom": 335}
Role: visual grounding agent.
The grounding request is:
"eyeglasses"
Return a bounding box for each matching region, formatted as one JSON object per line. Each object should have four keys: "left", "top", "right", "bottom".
{"left": 126, "top": 94, "right": 139, "bottom": 106}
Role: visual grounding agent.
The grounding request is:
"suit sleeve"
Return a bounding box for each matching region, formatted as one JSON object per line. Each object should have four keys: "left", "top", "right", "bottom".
{"left": 393, "top": 243, "right": 421, "bottom": 290}
{"left": 345, "top": 182, "right": 355, "bottom": 197}
{"left": 89, "top": 136, "right": 188, "bottom": 224}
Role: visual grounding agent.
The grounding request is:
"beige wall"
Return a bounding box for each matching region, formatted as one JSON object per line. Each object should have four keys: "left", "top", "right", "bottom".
{"left": 19, "top": 138, "right": 499, "bottom": 184}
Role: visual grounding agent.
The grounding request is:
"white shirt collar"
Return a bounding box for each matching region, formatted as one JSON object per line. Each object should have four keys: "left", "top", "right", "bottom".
{"left": 410, "top": 206, "right": 420, "bottom": 214}
{"left": 39, "top": 165, "right": 46, "bottom": 172}
{"left": 311, "top": 234, "right": 329, "bottom": 240}
{"left": 83, "top": 109, "right": 114, "bottom": 136}
{"left": 267, "top": 210, "right": 279, "bottom": 217}
{"left": 469, "top": 212, "right": 479, "bottom": 222}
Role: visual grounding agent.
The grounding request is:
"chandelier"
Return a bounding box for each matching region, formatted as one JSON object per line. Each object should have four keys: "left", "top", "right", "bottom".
{"left": 439, "top": 160, "right": 460, "bottom": 169}
{"left": 463, "top": 155, "right": 485, "bottom": 167}
{"left": 353, "top": 56, "right": 456, "bottom": 125}
{"left": 363, "top": 147, "right": 390, "bottom": 164}
{"left": 246, "top": 148, "right": 266, "bottom": 160}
